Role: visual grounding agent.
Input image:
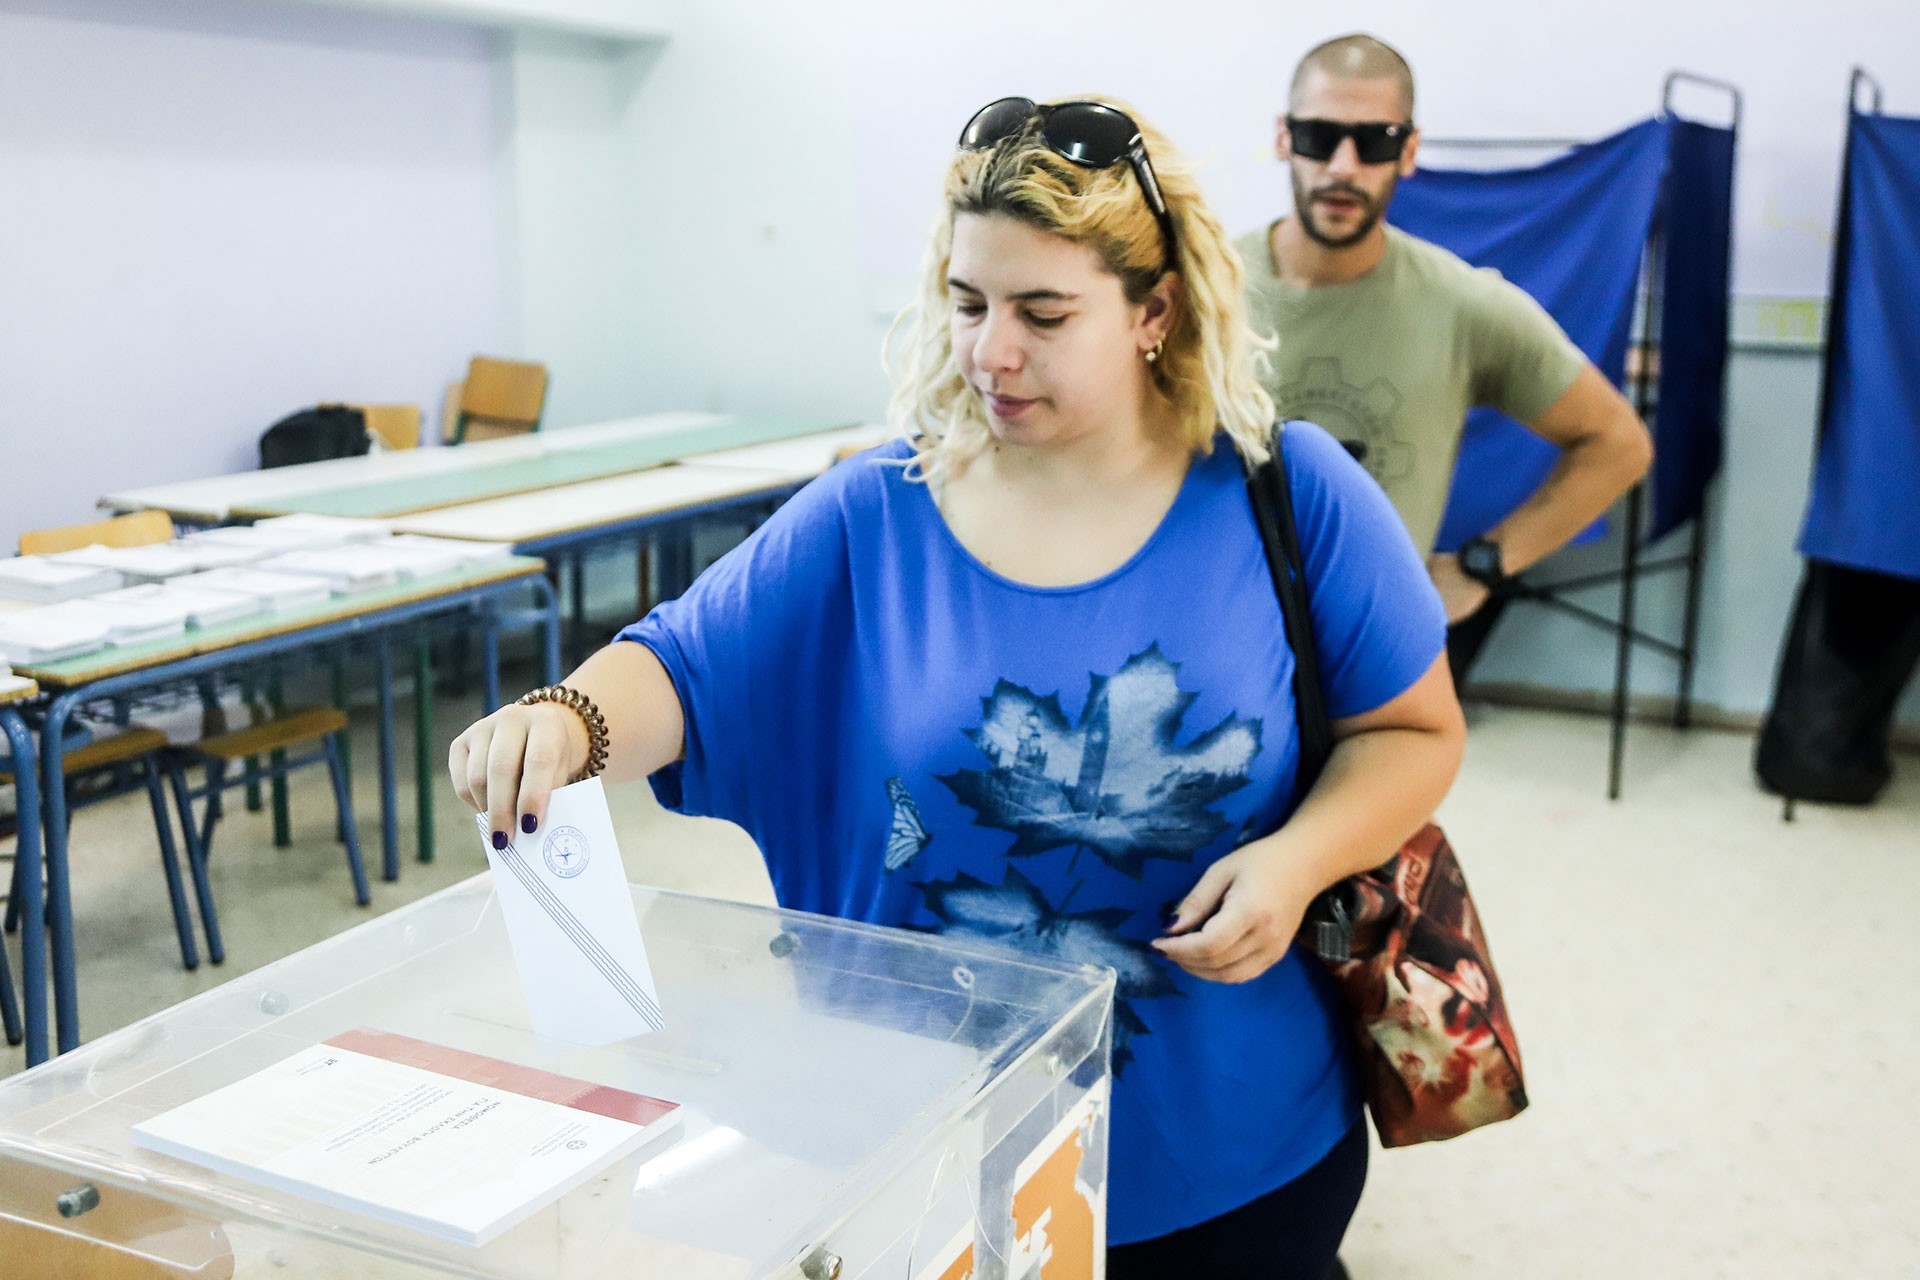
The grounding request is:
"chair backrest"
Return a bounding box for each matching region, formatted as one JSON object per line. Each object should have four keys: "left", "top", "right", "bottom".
{"left": 439, "top": 379, "right": 465, "bottom": 444}
{"left": 358, "top": 404, "right": 422, "bottom": 451}
{"left": 454, "top": 356, "right": 548, "bottom": 444}
{"left": 20, "top": 509, "right": 175, "bottom": 556}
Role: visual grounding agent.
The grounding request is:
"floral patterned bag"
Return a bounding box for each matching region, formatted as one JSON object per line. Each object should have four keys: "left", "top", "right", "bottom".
{"left": 1246, "top": 433, "right": 1528, "bottom": 1147}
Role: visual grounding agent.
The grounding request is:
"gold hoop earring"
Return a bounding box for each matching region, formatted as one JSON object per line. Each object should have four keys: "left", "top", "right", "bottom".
{"left": 1145, "top": 340, "right": 1164, "bottom": 365}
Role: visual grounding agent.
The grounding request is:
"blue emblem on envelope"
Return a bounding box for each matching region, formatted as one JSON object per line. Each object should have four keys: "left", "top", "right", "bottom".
{"left": 542, "top": 826, "right": 590, "bottom": 879}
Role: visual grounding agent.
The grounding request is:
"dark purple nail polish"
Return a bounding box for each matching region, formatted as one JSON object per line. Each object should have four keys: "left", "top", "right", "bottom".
{"left": 1163, "top": 909, "right": 1181, "bottom": 929}
{"left": 521, "top": 814, "right": 537, "bottom": 834}
{"left": 491, "top": 830, "right": 507, "bottom": 850}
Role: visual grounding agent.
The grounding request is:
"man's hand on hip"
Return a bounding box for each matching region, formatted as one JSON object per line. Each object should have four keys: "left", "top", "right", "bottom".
{"left": 1428, "top": 553, "right": 1491, "bottom": 624}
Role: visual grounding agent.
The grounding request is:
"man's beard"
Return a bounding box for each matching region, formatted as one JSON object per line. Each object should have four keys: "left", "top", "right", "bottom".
{"left": 1291, "top": 170, "right": 1396, "bottom": 249}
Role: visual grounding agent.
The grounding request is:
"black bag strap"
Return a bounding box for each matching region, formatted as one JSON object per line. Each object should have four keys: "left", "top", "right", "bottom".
{"left": 1244, "top": 426, "right": 1335, "bottom": 788}
{"left": 1244, "top": 425, "right": 1352, "bottom": 961}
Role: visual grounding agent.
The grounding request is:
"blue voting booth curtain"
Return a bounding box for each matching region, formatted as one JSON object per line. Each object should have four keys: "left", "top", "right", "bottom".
{"left": 1651, "top": 121, "right": 1737, "bottom": 540}
{"left": 1798, "top": 113, "right": 1920, "bottom": 582}
{"left": 1392, "top": 120, "right": 1669, "bottom": 552}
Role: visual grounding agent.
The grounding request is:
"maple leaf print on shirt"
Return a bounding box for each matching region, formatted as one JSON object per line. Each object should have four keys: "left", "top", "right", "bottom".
{"left": 937, "top": 645, "right": 1263, "bottom": 877}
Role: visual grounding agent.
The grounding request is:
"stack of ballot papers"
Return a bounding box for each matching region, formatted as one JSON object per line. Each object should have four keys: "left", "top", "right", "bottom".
{"left": 176, "top": 568, "right": 333, "bottom": 612}
{"left": 256, "top": 548, "right": 401, "bottom": 594}
{"left": 0, "top": 608, "right": 113, "bottom": 664}
{"left": 131, "top": 1026, "right": 682, "bottom": 1247}
{"left": 40, "top": 598, "right": 189, "bottom": 647}
{"left": 252, "top": 513, "right": 394, "bottom": 544}
{"left": 348, "top": 537, "right": 475, "bottom": 580}
{"left": 388, "top": 534, "right": 514, "bottom": 566}
{"left": 183, "top": 524, "right": 338, "bottom": 558}
{"left": 178, "top": 538, "right": 273, "bottom": 571}
{"left": 97, "top": 582, "right": 262, "bottom": 629}
{"left": 0, "top": 556, "right": 121, "bottom": 603}
{"left": 46, "top": 543, "right": 202, "bottom": 584}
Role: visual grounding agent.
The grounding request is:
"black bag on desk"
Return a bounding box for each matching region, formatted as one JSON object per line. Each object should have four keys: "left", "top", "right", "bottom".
{"left": 258, "top": 404, "right": 371, "bottom": 469}
{"left": 1757, "top": 558, "right": 1920, "bottom": 805}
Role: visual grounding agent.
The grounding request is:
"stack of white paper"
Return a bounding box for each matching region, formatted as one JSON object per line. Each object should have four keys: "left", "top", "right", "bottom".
{"left": 175, "top": 568, "right": 333, "bottom": 612}
{"left": 256, "top": 549, "right": 400, "bottom": 595}
{"left": 253, "top": 513, "right": 394, "bottom": 544}
{"left": 0, "top": 556, "right": 122, "bottom": 604}
{"left": 48, "top": 542, "right": 202, "bottom": 584}
{"left": 0, "top": 609, "right": 113, "bottom": 664}
{"left": 184, "top": 525, "right": 336, "bottom": 557}
{"left": 100, "top": 583, "right": 263, "bottom": 629}
{"left": 43, "top": 598, "right": 189, "bottom": 647}
{"left": 349, "top": 538, "right": 473, "bottom": 580}
{"left": 179, "top": 539, "right": 272, "bottom": 571}
{"left": 388, "top": 534, "right": 514, "bottom": 566}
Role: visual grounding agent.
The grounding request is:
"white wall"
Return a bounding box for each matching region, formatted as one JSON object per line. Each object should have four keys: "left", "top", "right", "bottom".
{"left": 0, "top": 0, "right": 505, "bottom": 548}
{"left": 493, "top": 30, "right": 657, "bottom": 427}
{"left": 2, "top": 0, "right": 1914, "bottom": 734}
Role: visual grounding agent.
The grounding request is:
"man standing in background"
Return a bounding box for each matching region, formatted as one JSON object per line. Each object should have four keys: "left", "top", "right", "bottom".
{"left": 1242, "top": 33, "right": 1652, "bottom": 679}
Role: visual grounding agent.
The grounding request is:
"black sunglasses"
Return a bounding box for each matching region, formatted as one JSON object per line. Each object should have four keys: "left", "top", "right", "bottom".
{"left": 958, "top": 96, "right": 1178, "bottom": 269}
{"left": 1286, "top": 117, "right": 1415, "bottom": 165}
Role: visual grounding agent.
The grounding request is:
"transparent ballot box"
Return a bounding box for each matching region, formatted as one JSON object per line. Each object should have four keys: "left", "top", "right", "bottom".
{"left": 0, "top": 877, "right": 1115, "bottom": 1279}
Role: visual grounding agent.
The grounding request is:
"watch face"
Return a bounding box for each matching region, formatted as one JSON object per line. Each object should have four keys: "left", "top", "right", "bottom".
{"left": 1461, "top": 540, "right": 1502, "bottom": 582}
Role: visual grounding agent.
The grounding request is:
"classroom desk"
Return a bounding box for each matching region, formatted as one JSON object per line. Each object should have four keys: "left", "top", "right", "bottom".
{"left": 387, "top": 463, "right": 805, "bottom": 547}
{"left": 98, "top": 414, "right": 853, "bottom": 526}
{"left": 96, "top": 412, "right": 731, "bottom": 524}
{"left": 0, "top": 677, "right": 43, "bottom": 1061}
{"left": 386, "top": 465, "right": 811, "bottom": 664}
{"left": 685, "top": 423, "right": 892, "bottom": 480}
{"left": 232, "top": 416, "right": 854, "bottom": 522}
{"left": 7, "top": 559, "right": 559, "bottom": 1063}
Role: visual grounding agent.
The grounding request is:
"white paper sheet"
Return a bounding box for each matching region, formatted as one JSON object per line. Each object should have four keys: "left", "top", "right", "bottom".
{"left": 477, "top": 778, "right": 665, "bottom": 1046}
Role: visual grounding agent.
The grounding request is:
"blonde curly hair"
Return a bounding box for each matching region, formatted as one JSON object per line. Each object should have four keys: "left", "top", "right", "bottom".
{"left": 885, "top": 97, "right": 1275, "bottom": 485}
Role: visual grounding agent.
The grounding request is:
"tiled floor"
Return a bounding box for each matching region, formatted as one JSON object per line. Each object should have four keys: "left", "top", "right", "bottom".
{"left": 3, "top": 695, "right": 1916, "bottom": 1277}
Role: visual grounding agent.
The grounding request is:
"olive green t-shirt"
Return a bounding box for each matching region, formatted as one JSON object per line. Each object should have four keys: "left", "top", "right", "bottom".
{"left": 1238, "top": 222, "right": 1587, "bottom": 554}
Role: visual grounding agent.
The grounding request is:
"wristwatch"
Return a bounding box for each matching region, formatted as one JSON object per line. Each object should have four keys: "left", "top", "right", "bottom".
{"left": 1457, "top": 535, "right": 1509, "bottom": 590}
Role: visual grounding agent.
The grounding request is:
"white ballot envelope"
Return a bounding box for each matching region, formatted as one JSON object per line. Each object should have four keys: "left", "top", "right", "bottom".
{"left": 477, "top": 778, "right": 665, "bottom": 1045}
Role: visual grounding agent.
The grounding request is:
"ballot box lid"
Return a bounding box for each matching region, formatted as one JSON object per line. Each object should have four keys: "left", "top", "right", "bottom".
{"left": 0, "top": 876, "right": 1114, "bottom": 1278}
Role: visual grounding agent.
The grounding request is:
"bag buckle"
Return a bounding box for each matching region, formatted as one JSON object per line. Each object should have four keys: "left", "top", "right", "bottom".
{"left": 1312, "top": 893, "right": 1353, "bottom": 963}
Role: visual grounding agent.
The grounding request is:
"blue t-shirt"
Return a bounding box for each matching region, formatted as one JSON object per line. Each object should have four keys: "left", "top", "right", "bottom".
{"left": 619, "top": 422, "right": 1445, "bottom": 1243}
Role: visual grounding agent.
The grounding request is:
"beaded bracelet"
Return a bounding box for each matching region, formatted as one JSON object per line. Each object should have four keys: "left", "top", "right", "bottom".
{"left": 517, "top": 685, "right": 609, "bottom": 783}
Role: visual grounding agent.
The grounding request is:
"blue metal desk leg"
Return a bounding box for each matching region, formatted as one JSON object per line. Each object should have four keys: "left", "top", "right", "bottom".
{"left": 533, "top": 573, "right": 562, "bottom": 684}
{"left": 481, "top": 603, "right": 502, "bottom": 715}
{"left": 374, "top": 636, "right": 400, "bottom": 882}
{"left": 1, "top": 708, "right": 47, "bottom": 1065}
{"left": 39, "top": 693, "right": 81, "bottom": 1055}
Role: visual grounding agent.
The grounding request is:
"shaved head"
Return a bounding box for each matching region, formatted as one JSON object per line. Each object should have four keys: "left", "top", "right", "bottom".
{"left": 1290, "top": 33, "right": 1415, "bottom": 119}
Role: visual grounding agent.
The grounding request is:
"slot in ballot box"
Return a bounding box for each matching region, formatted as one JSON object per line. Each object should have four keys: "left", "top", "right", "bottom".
{"left": 0, "top": 877, "right": 1115, "bottom": 1279}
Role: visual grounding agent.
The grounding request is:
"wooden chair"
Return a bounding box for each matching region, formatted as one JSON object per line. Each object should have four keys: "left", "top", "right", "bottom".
{"left": 3, "top": 723, "right": 200, "bottom": 972}
{"left": 18, "top": 509, "right": 174, "bottom": 556}
{"left": 357, "top": 404, "right": 422, "bottom": 451}
{"left": 7, "top": 512, "right": 202, "bottom": 970}
{"left": 162, "top": 702, "right": 367, "bottom": 966}
{"left": 448, "top": 356, "right": 548, "bottom": 444}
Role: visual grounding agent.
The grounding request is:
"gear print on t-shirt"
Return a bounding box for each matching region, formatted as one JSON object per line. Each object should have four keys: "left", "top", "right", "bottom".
{"left": 1277, "top": 356, "right": 1414, "bottom": 483}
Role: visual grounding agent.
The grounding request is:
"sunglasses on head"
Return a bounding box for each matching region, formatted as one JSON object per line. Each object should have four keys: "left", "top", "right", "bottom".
{"left": 958, "top": 96, "right": 1178, "bottom": 270}
{"left": 1286, "top": 117, "right": 1415, "bottom": 165}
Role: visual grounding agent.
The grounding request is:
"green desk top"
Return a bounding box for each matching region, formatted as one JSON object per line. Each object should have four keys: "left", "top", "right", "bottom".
{"left": 232, "top": 417, "right": 852, "bottom": 520}
{"left": 16, "top": 557, "right": 546, "bottom": 688}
